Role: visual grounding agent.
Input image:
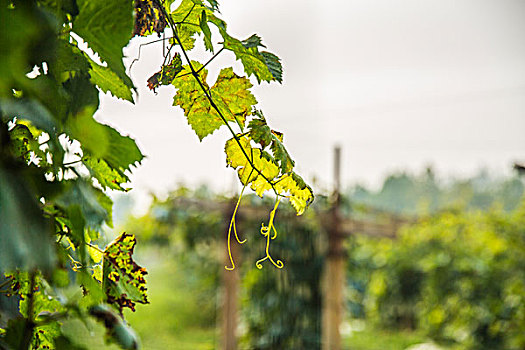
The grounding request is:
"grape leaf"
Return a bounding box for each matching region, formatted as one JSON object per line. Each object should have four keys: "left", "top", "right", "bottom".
{"left": 12, "top": 272, "right": 64, "bottom": 349}
{"left": 33, "top": 323, "right": 62, "bottom": 349}
{"left": 38, "top": 0, "right": 79, "bottom": 21}
{"left": 73, "top": 0, "right": 134, "bottom": 88}
{"left": 225, "top": 136, "right": 279, "bottom": 196}
{"left": 171, "top": 0, "right": 220, "bottom": 52}
{"left": 103, "top": 125, "right": 144, "bottom": 172}
{"left": 83, "top": 157, "right": 130, "bottom": 192}
{"left": 63, "top": 73, "right": 100, "bottom": 118}
{"left": 211, "top": 67, "right": 257, "bottom": 130}
{"left": 52, "top": 39, "right": 91, "bottom": 83}
{"left": 171, "top": 0, "right": 282, "bottom": 82}
{"left": 171, "top": 0, "right": 211, "bottom": 24}
{"left": 77, "top": 269, "right": 105, "bottom": 308}
{"left": 242, "top": 34, "right": 263, "bottom": 48}
{"left": 133, "top": 0, "right": 168, "bottom": 37}
{"left": 261, "top": 51, "right": 283, "bottom": 83}
{"left": 9, "top": 272, "right": 65, "bottom": 349}
{"left": 269, "top": 133, "right": 294, "bottom": 173}
{"left": 173, "top": 64, "right": 257, "bottom": 140}
{"left": 89, "top": 63, "right": 134, "bottom": 103}
{"left": 54, "top": 335, "right": 88, "bottom": 350}
{"left": 4, "top": 319, "right": 27, "bottom": 349}
{"left": 0, "top": 167, "right": 55, "bottom": 274}
{"left": 147, "top": 53, "right": 183, "bottom": 92}
{"left": 275, "top": 173, "right": 314, "bottom": 215}
{"left": 248, "top": 118, "right": 272, "bottom": 148}
{"left": 0, "top": 98, "right": 57, "bottom": 135}
{"left": 56, "top": 180, "right": 111, "bottom": 231}
{"left": 221, "top": 33, "right": 283, "bottom": 84}
{"left": 8, "top": 124, "right": 32, "bottom": 159}
{"left": 172, "top": 24, "right": 198, "bottom": 51}
{"left": 8, "top": 121, "right": 53, "bottom": 174}
{"left": 248, "top": 113, "right": 294, "bottom": 173}
{"left": 0, "top": 1, "right": 55, "bottom": 97}
{"left": 90, "top": 304, "right": 139, "bottom": 349}
{"left": 103, "top": 233, "right": 148, "bottom": 312}
{"left": 204, "top": 0, "right": 219, "bottom": 12}
{"left": 68, "top": 114, "right": 144, "bottom": 173}
{"left": 199, "top": 10, "right": 214, "bottom": 52}
{"left": 225, "top": 133, "right": 313, "bottom": 213}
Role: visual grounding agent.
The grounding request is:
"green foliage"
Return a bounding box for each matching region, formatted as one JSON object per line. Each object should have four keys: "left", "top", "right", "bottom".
{"left": 1, "top": 0, "right": 313, "bottom": 347}
{"left": 84, "top": 158, "right": 130, "bottom": 192}
{"left": 0, "top": 167, "right": 55, "bottom": 274}
{"left": 90, "top": 304, "right": 139, "bottom": 349}
{"left": 0, "top": 0, "right": 150, "bottom": 347}
{"left": 222, "top": 34, "right": 283, "bottom": 83}
{"left": 248, "top": 112, "right": 294, "bottom": 173}
{"left": 89, "top": 64, "right": 134, "bottom": 102}
{"left": 350, "top": 201, "right": 525, "bottom": 349}
{"left": 72, "top": 0, "right": 135, "bottom": 89}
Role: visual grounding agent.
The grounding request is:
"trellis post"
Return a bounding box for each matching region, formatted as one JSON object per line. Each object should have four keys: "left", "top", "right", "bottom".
{"left": 322, "top": 145, "right": 345, "bottom": 350}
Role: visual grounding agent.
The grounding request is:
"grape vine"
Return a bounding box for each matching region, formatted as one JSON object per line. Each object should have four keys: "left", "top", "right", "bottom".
{"left": 141, "top": 0, "right": 314, "bottom": 269}
{"left": 0, "top": 0, "right": 313, "bottom": 348}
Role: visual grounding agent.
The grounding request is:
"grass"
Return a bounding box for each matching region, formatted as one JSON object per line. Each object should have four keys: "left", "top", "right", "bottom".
{"left": 62, "top": 250, "right": 217, "bottom": 349}
{"left": 123, "top": 251, "right": 218, "bottom": 349}
{"left": 343, "top": 324, "right": 433, "bottom": 350}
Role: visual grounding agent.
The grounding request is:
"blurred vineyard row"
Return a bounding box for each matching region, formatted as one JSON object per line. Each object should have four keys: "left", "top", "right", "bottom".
{"left": 116, "top": 169, "right": 524, "bottom": 350}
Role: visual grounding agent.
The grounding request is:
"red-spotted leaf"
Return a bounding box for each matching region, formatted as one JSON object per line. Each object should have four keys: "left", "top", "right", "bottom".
{"left": 133, "top": 0, "right": 168, "bottom": 37}
{"left": 103, "top": 233, "right": 148, "bottom": 312}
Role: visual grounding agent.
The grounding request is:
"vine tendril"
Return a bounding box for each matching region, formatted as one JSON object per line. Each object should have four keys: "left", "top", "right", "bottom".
{"left": 256, "top": 197, "right": 284, "bottom": 269}
{"left": 225, "top": 184, "right": 248, "bottom": 270}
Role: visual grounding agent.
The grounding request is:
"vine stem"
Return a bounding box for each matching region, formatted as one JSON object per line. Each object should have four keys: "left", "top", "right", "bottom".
{"left": 86, "top": 242, "right": 104, "bottom": 253}
{"left": 176, "top": 47, "right": 224, "bottom": 78}
{"left": 154, "top": 0, "right": 280, "bottom": 197}
{"left": 129, "top": 36, "right": 176, "bottom": 72}
{"left": 161, "top": 43, "right": 175, "bottom": 67}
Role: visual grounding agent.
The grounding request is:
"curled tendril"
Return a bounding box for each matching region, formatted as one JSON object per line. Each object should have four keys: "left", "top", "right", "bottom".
{"left": 225, "top": 185, "right": 248, "bottom": 270}
{"left": 256, "top": 197, "right": 284, "bottom": 269}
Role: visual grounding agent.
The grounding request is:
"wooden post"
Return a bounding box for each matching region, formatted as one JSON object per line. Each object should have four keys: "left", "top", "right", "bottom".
{"left": 322, "top": 145, "right": 345, "bottom": 350}
{"left": 221, "top": 202, "right": 240, "bottom": 350}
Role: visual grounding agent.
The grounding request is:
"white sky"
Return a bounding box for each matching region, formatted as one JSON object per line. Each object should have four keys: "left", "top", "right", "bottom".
{"left": 96, "top": 0, "right": 525, "bottom": 205}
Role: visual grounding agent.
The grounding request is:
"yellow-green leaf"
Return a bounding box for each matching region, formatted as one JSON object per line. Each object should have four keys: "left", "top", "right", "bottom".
{"left": 275, "top": 173, "right": 314, "bottom": 215}
{"left": 172, "top": 24, "right": 197, "bottom": 51}
{"left": 173, "top": 64, "right": 257, "bottom": 140}
{"left": 225, "top": 136, "right": 278, "bottom": 193}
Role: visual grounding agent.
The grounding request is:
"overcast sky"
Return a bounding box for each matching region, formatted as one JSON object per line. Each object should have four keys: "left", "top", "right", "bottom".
{"left": 95, "top": 0, "right": 525, "bottom": 205}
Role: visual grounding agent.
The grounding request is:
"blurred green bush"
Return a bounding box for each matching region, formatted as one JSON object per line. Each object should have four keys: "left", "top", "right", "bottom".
{"left": 349, "top": 201, "right": 525, "bottom": 349}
